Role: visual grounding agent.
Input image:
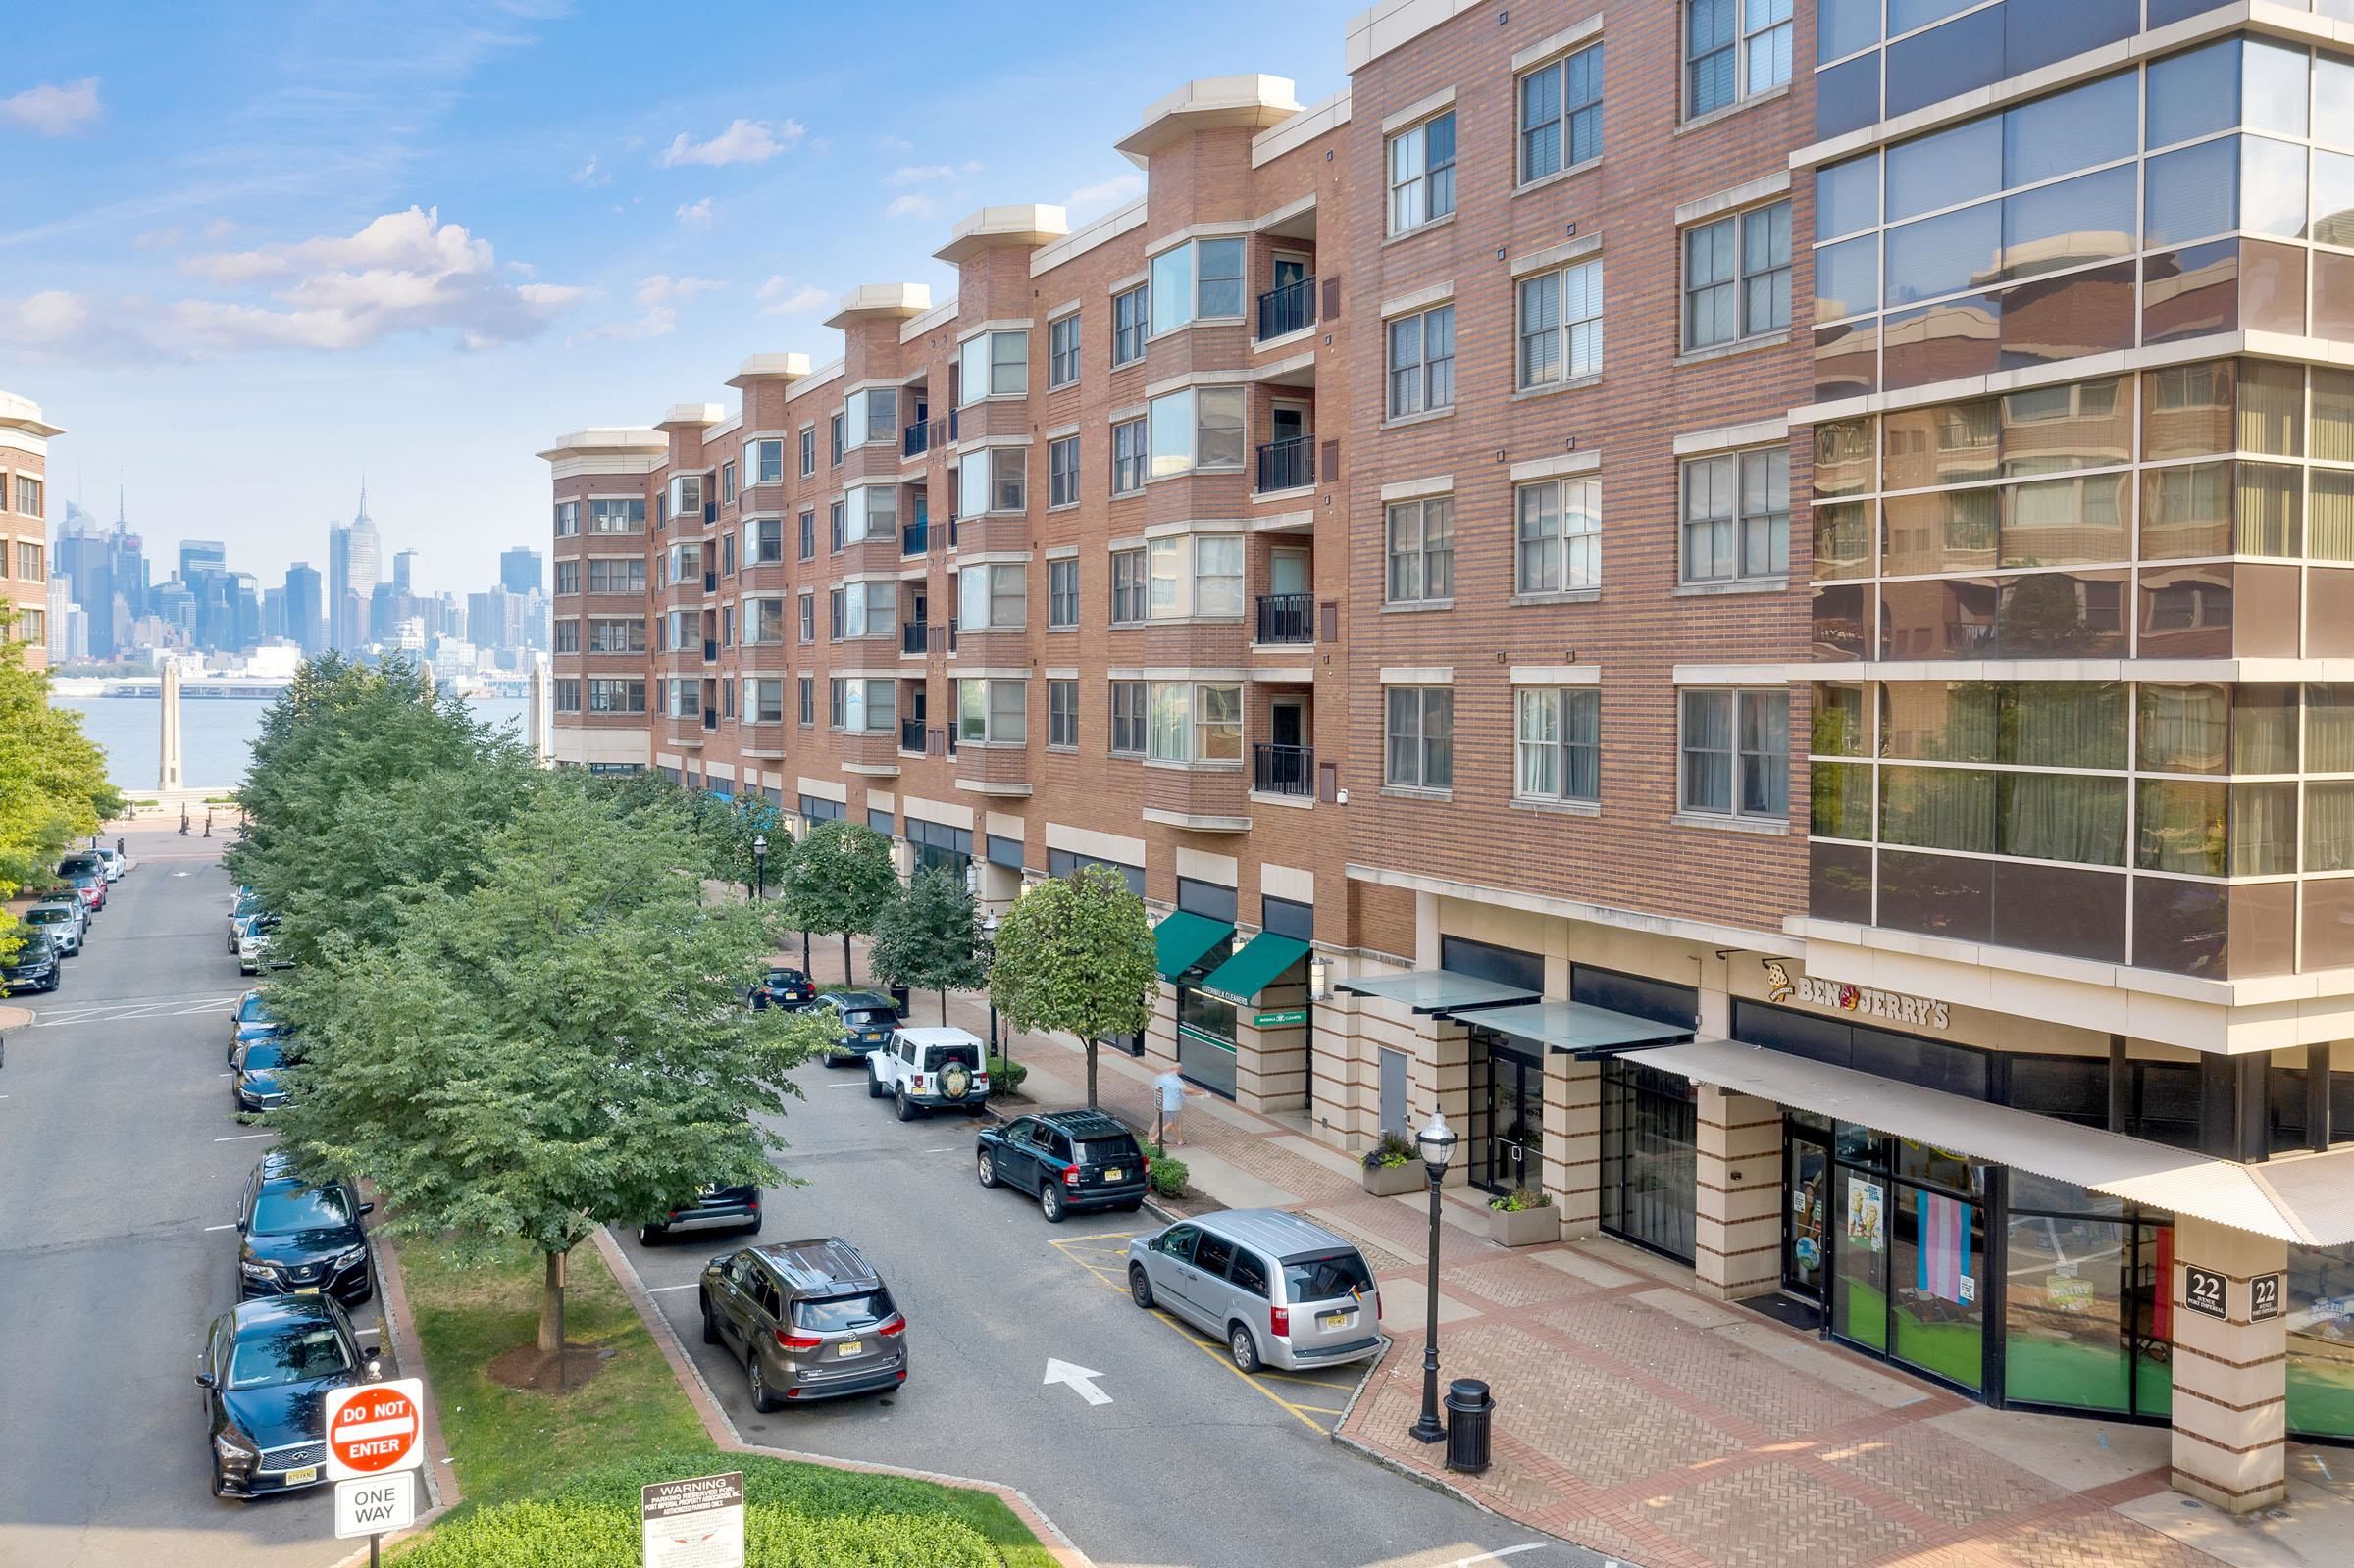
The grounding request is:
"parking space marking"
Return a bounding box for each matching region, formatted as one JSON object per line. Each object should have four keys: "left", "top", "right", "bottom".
{"left": 646, "top": 1283, "right": 697, "bottom": 1293}
{"left": 1046, "top": 1231, "right": 1361, "bottom": 1435}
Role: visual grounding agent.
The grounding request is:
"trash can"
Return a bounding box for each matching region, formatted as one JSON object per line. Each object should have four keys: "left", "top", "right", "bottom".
{"left": 1444, "top": 1378, "right": 1493, "bottom": 1474}
{"left": 887, "top": 983, "right": 912, "bottom": 1017}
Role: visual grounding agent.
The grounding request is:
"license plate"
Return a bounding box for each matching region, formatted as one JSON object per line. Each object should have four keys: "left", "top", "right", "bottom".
{"left": 1103, "top": 1168, "right": 1124, "bottom": 1183}
{"left": 285, "top": 1467, "right": 318, "bottom": 1486}
{"left": 836, "top": 1340, "right": 861, "bottom": 1357}
{"left": 1319, "top": 1309, "right": 1354, "bottom": 1330}
{"left": 293, "top": 1286, "right": 321, "bottom": 1295}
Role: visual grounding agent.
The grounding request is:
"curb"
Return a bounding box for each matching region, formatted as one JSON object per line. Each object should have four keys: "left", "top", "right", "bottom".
{"left": 591, "top": 1226, "right": 1097, "bottom": 1568}
{"left": 323, "top": 1223, "right": 464, "bottom": 1567}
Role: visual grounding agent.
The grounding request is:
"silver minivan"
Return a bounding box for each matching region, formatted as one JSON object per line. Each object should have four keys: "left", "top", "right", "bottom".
{"left": 1125, "top": 1209, "right": 1385, "bottom": 1373}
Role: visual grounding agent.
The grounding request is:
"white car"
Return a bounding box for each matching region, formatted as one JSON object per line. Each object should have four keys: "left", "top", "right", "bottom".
{"left": 95, "top": 849, "right": 128, "bottom": 882}
{"left": 236, "top": 917, "right": 288, "bottom": 976}
{"left": 867, "top": 1026, "right": 991, "bottom": 1121}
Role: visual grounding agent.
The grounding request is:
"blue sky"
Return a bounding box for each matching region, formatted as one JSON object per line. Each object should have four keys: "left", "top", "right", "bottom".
{"left": 3, "top": 0, "right": 1356, "bottom": 594}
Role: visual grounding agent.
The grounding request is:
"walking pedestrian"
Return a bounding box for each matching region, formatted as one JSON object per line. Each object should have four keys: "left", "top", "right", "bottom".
{"left": 1153, "top": 1069, "right": 1186, "bottom": 1148}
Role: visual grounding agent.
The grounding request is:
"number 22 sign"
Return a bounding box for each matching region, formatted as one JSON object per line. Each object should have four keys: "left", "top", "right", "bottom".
{"left": 2184, "top": 1264, "right": 2228, "bottom": 1320}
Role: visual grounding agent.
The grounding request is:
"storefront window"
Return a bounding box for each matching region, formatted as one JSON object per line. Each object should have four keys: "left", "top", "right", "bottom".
{"left": 2289, "top": 1242, "right": 2354, "bottom": 1439}
{"left": 1834, "top": 1166, "right": 1890, "bottom": 1352}
{"left": 1177, "top": 986, "right": 1237, "bottom": 1098}
{"left": 1892, "top": 1180, "right": 1987, "bottom": 1391}
{"left": 1601, "top": 1062, "right": 1696, "bottom": 1262}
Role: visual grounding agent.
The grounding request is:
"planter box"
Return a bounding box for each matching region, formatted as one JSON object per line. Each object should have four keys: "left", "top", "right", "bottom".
{"left": 1488, "top": 1203, "right": 1560, "bottom": 1247}
{"left": 1361, "top": 1161, "right": 1422, "bottom": 1197}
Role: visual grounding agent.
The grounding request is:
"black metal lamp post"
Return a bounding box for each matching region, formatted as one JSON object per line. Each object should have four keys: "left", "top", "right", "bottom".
{"left": 751, "top": 834, "right": 768, "bottom": 904}
{"left": 1408, "top": 1108, "right": 1458, "bottom": 1444}
{"left": 979, "top": 908, "right": 1000, "bottom": 1064}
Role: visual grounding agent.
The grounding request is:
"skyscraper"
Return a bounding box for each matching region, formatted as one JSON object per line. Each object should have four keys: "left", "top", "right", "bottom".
{"left": 328, "top": 481, "right": 382, "bottom": 650}
{"left": 393, "top": 548, "right": 419, "bottom": 596}
{"left": 283, "top": 563, "right": 324, "bottom": 655}
{"left": 179, "top": 539, "right": 227, "bottom": 581}
{"left": 499, "top": 546, "right": 543, "bottom": 595}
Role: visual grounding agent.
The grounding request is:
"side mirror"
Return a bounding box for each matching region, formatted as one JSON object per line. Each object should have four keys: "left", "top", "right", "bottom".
{"left": 358, "top": 1203, "right": 375, "bottom": 1217}
{"left": 194, "top": 1372, "right": 216, "bottom": 1390}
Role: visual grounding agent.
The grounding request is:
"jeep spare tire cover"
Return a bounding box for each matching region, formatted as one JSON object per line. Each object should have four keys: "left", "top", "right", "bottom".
{"left": 939, "top": 1060, "right": 973, "bottom": 1100}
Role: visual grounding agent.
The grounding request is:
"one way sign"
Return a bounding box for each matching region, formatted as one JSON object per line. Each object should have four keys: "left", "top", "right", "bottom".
{"left": 334, "top": 1473, "right": 415, "bottom": 1540}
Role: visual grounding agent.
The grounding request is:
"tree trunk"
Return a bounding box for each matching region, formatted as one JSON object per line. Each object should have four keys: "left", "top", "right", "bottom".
{"left": 842, "top": 932, "right": 854, "bottom": 986}
{"left": 537, "top": 1249, "right": 567, "bottom": 1354}
{"left": 1084, "top": 1037, "right": 1099, "bottom": 1109}
{"left": 938, "top": 988, "right": 948, "bottom": 1024}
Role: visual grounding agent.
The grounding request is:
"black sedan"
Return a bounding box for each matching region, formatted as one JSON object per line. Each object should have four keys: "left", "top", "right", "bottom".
{"left": 2, "top": 932, "right": 59, "bottom": 994}
{"left": 195, "top": 1294, "right": 381, "bottom": 1498}
{"left": 748, "top": 966, "right": 815, "bottom": 1010}
{"left": 232, "top": 1037, "right": 294, "bottom": 1113}
{"left": 236, "top": 1154, "right": 374, "bottom": 1305}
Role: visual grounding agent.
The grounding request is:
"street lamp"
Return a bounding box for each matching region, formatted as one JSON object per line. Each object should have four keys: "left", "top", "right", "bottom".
{"left": 751, "top": 834, "right": 769, "bottom": 904}
{"left": 980, "top": 908, "right": 1001, "bottom": 1066}
{"left": 1408, "top": 1108, "right": 1458, "bottom": 1445}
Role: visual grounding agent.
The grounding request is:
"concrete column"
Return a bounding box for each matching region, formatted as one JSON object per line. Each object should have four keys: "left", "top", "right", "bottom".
{"left": 157, "top": 659, "right": 183, "bottom": 792}
{"left": 2170, "top": 1217, "right": 2289, "bottom": 1513}
{"left": 1544, "top": 1055, "right": 1604, "bottom": 1239}
{"left": 525, "top": 652, "right": 551, "bottom": 764}
{"left": 1693, "top": 1085, "right": 1780, "bottom": 1300}
{"left": 1427, "top": 1017, "right": 1476, "bottom": 1190}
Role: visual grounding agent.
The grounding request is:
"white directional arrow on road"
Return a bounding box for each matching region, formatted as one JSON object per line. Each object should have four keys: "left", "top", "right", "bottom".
{"left": 1042, "top": 1358, "right": 1112, "bottom": 1406}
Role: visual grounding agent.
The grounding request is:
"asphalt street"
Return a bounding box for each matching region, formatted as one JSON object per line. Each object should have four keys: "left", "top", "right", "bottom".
{"left": 613, "top": 1051, "right": 1596, "bottom": 1568}
{"left": 0, "top": 833, "right": 378, "bottom": 1568}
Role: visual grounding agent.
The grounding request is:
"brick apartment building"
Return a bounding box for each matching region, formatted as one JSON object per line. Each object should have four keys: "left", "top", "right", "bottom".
{"left": 0, "top": 392, "right": 58, "bottom": 667}
{"left": 548, "top": 0, "right": 2354, "bottom": 1507}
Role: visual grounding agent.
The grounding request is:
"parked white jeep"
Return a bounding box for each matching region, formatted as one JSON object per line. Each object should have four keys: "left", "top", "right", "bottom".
{"left": 867, "top": 1026, "right": 992, "bottom": 1121}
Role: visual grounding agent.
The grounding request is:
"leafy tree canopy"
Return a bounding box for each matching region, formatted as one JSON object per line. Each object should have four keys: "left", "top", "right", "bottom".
{"left": 776, "top": 818, "right": 898, "bottom": 984}
{"left": 0, "top": 612, "right": 121, "bottom": 953}
{"left": 869, "top": 864, "right": 985, "bottom": 1023}
{"left": 987, "top": 867, "right": 1158, "bottom": 1107}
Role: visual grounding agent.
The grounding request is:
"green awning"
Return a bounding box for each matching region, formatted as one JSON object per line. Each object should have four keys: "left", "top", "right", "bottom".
{"left": 1199, "top": 933, "right": 1311, "bottom": 1004}
{"left": 1335, "top": 971, "right": 1538, "bottom": 1014}
{"left": 1154, "top": 910, "right": 1235, "bottom": 982}
{"left": 1461, "top": 999, "right": 1693, "bottom": 1058}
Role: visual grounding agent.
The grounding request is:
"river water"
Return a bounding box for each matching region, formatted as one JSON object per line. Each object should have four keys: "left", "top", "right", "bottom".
{"left": 53, "top": 694, "right": 533, "bottom": 794}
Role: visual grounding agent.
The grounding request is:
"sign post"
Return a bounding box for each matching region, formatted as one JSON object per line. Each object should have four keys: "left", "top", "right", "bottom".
{"left": 324, "top": 1378, "right": 427, "bottom": 1568}
{"left": 641, "top": 1470, "right": 745, "bottom": 1568}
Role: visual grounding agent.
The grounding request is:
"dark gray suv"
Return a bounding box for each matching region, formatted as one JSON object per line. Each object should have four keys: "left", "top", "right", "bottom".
{"left": 698, "top": 1238, "right": 907, "bottom": 1408}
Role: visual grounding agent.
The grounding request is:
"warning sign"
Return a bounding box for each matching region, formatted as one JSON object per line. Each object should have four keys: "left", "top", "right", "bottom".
{"left": 324, "top": 1378, "right": 426, "bottom": 1482}
{"left": 641, "top": 1470, "right": 745, "bottom": 1568}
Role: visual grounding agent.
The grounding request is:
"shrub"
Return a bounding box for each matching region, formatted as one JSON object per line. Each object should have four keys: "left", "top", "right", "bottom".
{"left": 1143, "top": 1141, "right": 1189, "bottom": 1198}
{"left": 986, "top": 1054, "right": 1027, "bottom": 1091}
{"left": 1362, "top": 1131, "right": 1414, "bottom": 1170}
{"left": 1488, "top": 1187, "right": 1552, "bottom": 1213}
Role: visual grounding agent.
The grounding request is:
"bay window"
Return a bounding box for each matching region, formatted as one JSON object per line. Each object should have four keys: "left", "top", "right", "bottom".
{"left": 743, "top": 517, "right": 784, "bottom": 564}
{"left": 957, "top": 329, "right": 1029, "bottom": 403}
{"left": 1144, "top": 533, "right": 1245, "bottom": 620}
{"left": 958, "top": 562, "right": 1027, "bottom": 631}
{"left": 1143, "top": 682, "right": 1242, "bottom": 763}
{"left": 832, "top": 677, "right": 896, "bottom": 733}
{"left": 668, "top": 474, "right": 703, "bottom": 519}
{"left": 958, "top": 679, "right": 1027, "bottom": 743}
{"left": 845, "top": 483, "right": 896, "bottom": 543}
{"left": 746, "top": 437, "right": 785, "bottom": 485}
{"left": 959, "top": 448, "right": 1026, "bottom": 516}
{"left": 1147, "top": 385, "right": 1246, "bottom": 479}
{"left": 1516, "top": 477, "right": 1602, "bottom": 594}
{"left": 844, "top": 387, "right": 899, "bottom": 446}
{"left": 839, "top": 582, "right": 894, "bottom": 639}
{"left": 743, "top": 678, "right": 786, "bottom": 725}
{"left": 1149, "top": 237, "right": 1247, "bottom": 334}
{"left": 1516, "top": 687, "right": 1601, "bottom": 801}
{"left": 667, "top": 678, "right": 701, "bottom": 720}
{"left": 743, "top": 598, "right": 786, "bottom": 645}
{"left": 1385, "top": 686, "right": 1454, "bottom": 790}
{"left": 1680, "top": 688, "right": 1788, "bottom": 820}
{"left": 588, "top": 498, "right": 644, "bottom": 533}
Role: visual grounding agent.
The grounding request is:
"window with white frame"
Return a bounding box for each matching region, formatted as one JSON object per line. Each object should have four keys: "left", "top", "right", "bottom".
{"left": 1516, "top": 477, "right": 1602, "bottom": 594}
{"left": 1680, "top": 446, "right": 1788, "bottom": 582}
{"left": 829, "top": 501, "right": 845, "bottom": 551}
{"left": 958, "top": 562, "right": 1026, "bottom": 631}
{"left": 1146, "top": 385, "right": 1246, "bottom": 479}
{"left": 554, "top": 619, "right": 580, "bottom": 653}
{"left": 797, "top": 510, "right": 815, "bottom": 560}
{"left": 748, "top": 437, "right": 785, "bottom": 485}
{"left": 743, "top": 677, "right": 786, "bottom": 724}
{"left": 1110, "top": 681, "right": 1146, "bottom": 753}
{"left": 1686, "top": 0, "right": 1791, "bottom": 120}
{"left": 664, "top": 609, "right": 693, "bottom": 653}
{"left": 1049, "top": 315, "right": 1081, "bottom": 387}
{"left": 588, "top": 616, "right": 646, "bottom": 653}
{"left": 846, "top": 483, "right": 896, "bottom": 543}
{"left": 829, "top": 413, "right": 845, "bottom": 464}
{"left": 719, "top": 463, "right": 736, "bottom": 507}
{"left": 1386, "top": 304, "right": 1456, "bottom": 418}
{"left": 1516, "top": 687, "right": 1601, "bottom": 801}
{"left": 1683, "top": 200, "right": 1790, "bottom": 349}
{"left": 1149, "top": 237, "right": 1246, "bottom": 334}
{"left": 798, "top": 428, "right": 816, "bottom": 477}
{"left": 797, "top": 592, "right": 814, "bottom": 643}
{"left": 1387, "top": 111, "right": 1456, "bottom": 233}
{"left": 958, "top": 448, "right": 1026, "bottom": 516}
{"left": 667, "top": 541, "right": 701, "bottom": 582}
{"left": 1146, "top": 533, "right": 1244, "bottom": 620}
{"left": 587, "top": 558, "right": 645, "bottom": 593}
{"left": 844, "top": 387, "right": 898, "bottom": 446}
{"left": 1679, "top": 687, "right": 1788, "bottom": 819}
{"left": 832, "top": 677, "right": 896, "bottom": 733}
{"left": 957, "top": 678, "right": 1026, "bottom": 743}
{"left": 1520, "top": 42, "right": 1603, "bottom": 182}
{"left": 1518, "top": 259, "right": 1603, "bottom": 389}
{"left": 554, "top": 500, "right": 581, "bottom": 536}
{"left": 588, "top": 498, "right": 644, "bottom": 533}
{"left": 1048, "top": 436, "right": 1079, "bottom": 507}
{"left": 555, "top": 561, "right": 581, "bottom": 595}
{"left": 1110, "top": 548, "right": 1147, "bottom": 625}
{"left": 1112, "top": 284, "right": 1148, "bottom": 365}
{"left": 1047, "top": 679, "right": 1078, "bottom": 747}
{"left": 744, "top": 518, "right": 784, "bottom": 564}
{"left": 1048, "top": 557, "right": 1079, "bottom": 628}
{"left": 1111, "top": 417, "right": 1148, "bottom": 494}
{"left": 1385, "top": 686, "right": 1454, "bottom": 790}
{"left": 1385, "top": 496, "right": 1454, "bottom": 603}
{"left": 588, "top": 678, "right": 645, "bottom": 714}
{"left": 839, "top": 581, "right": 895, "bottom": 639}
{"left": 668, "top": 474, "right": 704, "bottom": 519}
{"left": 1144, "top": 682, "right": 1242, "bottom": 764}
{"left": 554, "top": 679, "right": 582, "bottom": 713}
{"left": 797, "top": 675, "right": 814, "bottom": 725}
{"left": 957, "top": 329, "right": 1029, "bottom": 404}
{"left": 668, "top": 679, "right": 701, "bottom": 721}
{"left": 742, "top": 598, "right": 787, "bottom": 645}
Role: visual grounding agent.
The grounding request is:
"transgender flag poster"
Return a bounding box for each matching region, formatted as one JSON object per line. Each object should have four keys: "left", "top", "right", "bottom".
{"left": 1917, "top": 1192, "right": 1975, "bottom": 1306}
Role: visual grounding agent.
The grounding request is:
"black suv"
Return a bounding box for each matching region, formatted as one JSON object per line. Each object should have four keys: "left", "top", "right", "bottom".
{"left": 638, "top": 1182, "right": 763, "bottom": 1245}
{"left": 812, "top": 989, "right": 901, "bottom": 1065}
{"left": 976, "top": 1110, "right": 1150, "bottom": 1223}
{"left": 2, "top": 932, "right": 59, "bottom": 994}
{"left": 748, "top": 967, "right": 815, "bottom": 1010}
{"left": 235, "top": 1153, "right": 375, "bottom": 1305}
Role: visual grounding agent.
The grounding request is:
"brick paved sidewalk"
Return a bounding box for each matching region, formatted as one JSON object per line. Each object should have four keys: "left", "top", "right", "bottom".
{"left": 788, "top": 930, "right": 2354, "bottom": 1568}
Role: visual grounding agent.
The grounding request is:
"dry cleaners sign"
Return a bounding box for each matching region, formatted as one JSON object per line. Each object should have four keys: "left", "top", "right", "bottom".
{"left": 1764, "top": 961, "right": 1951, "bottom": 1031}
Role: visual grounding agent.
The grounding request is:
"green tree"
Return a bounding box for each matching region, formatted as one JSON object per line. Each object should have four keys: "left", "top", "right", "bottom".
{"left": 266, "top": 775, "right": 837, "bottom": 1354}
{"left": 778, "top": 818, "right": 898, "bottom": 986}
{"left": 0, "top": 610, "right": 121, "bottom": 954}
{"left": 988, "top": 867, "right": 1158, "bottom": 1109}
{"left": 869, "top": 864, "right": 985, "bottom": 1023}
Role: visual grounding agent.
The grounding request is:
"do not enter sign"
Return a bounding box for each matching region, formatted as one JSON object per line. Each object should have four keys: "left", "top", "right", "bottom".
{"left": 324, "top": 1378, "right": 427, "bottom": 1482}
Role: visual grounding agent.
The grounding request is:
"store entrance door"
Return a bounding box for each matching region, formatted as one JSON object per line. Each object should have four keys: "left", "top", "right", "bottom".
{"left": 1475, "top": 1044, "right": 1543, "bottom": 1194}
{"left": 1783, "top": 1124, "right": 1831, "bottom": 1301}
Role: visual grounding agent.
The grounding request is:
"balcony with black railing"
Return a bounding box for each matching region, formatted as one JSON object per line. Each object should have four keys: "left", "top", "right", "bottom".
{"left": 1255, "top": 436, "right": 1314, "bottom": 494}
{"left": 1253, "top": 742, "right": 1313, "bottom": 797}
{"left": 701, "top": 707, "right": 719, "bottom": 733}
{"left": 702, "top": 569, "right": 717, "bottom": 593}
{"left": 899, "top": 717, "right": 926, "bottom": 753}
{"left": 1256, "top": 275, "right": 1316, "bottom": 341}
{"left": 902, "top": 519, "right": 929, "bottom": 556}
{"left": 901, "top": 620, "right": 928, "bottom": 655}
{"left": 903, "top": 421, "right": 930, "bottom": 459}
{"left": 946, "top": 618, "right": 959, "bottom": 653}
{"left": 702, "top": 637, "right": 718, "bottom": 663}
{"left": 1254, "top": 592, "right": 1314, "bottom": 645}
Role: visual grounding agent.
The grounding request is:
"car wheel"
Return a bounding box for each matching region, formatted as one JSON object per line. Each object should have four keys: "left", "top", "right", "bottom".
{"left": 1129, "top": 1265, "right": 1154, "bottom": 1309}
{"left": 699, "top": 1293, "right": 720, "bottom": 1345}
{"left": 1116, "top": 1200, "right": 1143, "bottom": 1214}
{"left": 638, "top": 1225, "right": 666, "bottom": 1246}
{"left": 747, "top": 1352, "right": 782, "bottom": 1413}
{"left": 977, "top": 1149, "right": 998, "bottom": 1189}
{"left": 895, "top": 1088, "right": 917, "bottom": 1123}
{"left": 745, "top": 1209, "right": 764, "bottom": 1237}
{"left": 1040, "top": 1183, "right": 1066, "bottom": 1224}
{"left": 866, "top": 1072, "right": 885, "bottom": 1099}
{"left": 1228, "top": 1322, "right": 1262, "bottom": 1374}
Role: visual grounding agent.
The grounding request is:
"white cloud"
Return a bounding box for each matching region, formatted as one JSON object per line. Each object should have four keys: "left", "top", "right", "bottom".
{"left": 203, "top": 218, "right": 237, "bottom": 240}
{"left": 877, "top": 134, "right": 914, "bottom": 156}
{"left": 571, "top": 156, "right": 608, "bottom": 187}
{"left": 889, "top": 160, "right": 980, "bottom": 186}
{"left": 659, "top": 118, "right": 803, "bottom": 168}
{"left": 675, "top": 197, "right": 714, "bottom": 228}
{"left": 756, "top": 275, "right": 829, "bottom": 315}
{"left": 21, "top": 205, "right": 581, "bottom": 358}
{"left": 1066, "top": 173, "right": 1145, "bottom": 218}
{"left": 0, "top": 77, "right": 102, "bottom": 136}
{"left": 884, "top": 193, "right": 937, "bottom": 221}
{"left": 132, "top": 226, "right": 184, "bottom": 251}
{"left": 636, "top": 274, "right": 725, "bottom": 308}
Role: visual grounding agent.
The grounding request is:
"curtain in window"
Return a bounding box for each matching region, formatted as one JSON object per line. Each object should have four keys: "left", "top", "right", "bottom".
{"left": 2007, "top": 682, "right": 2125, "bottom": 769}
{"left": 2236, "top": 462, "right": 2302, "bottom": 556}
{"left": 2138, "top": 684, "right": 2229, "bottom": 774}
{"left": 2313, "top": 471, "right": 2354, "bottom": 562}
{"left": 2312, "top": 686, "right": 2354, "bottom": 772}
{"left": 2308, "top": 781, "right": 2354, "bottom": 872}
{"left": 2236, "top": 359, "right": 2304, "bottom": 455}
{"left": 1517, "top": 688, "right": 1560, "bottom": 796}
{"left": 1881, "top": 765, "right": 1996, "bottom": 853}
{"left": 2001, "top": 773, "right": 2126, "bottom": 865}
{"left": 1563, "top": 690, "right": 1600, "bottom": 797}
{"left": 2229, "top": 783, "right": 2298, "bottom": 877}
{"left": 2231, "top": 685, "right": 2299, "bottom": 774}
